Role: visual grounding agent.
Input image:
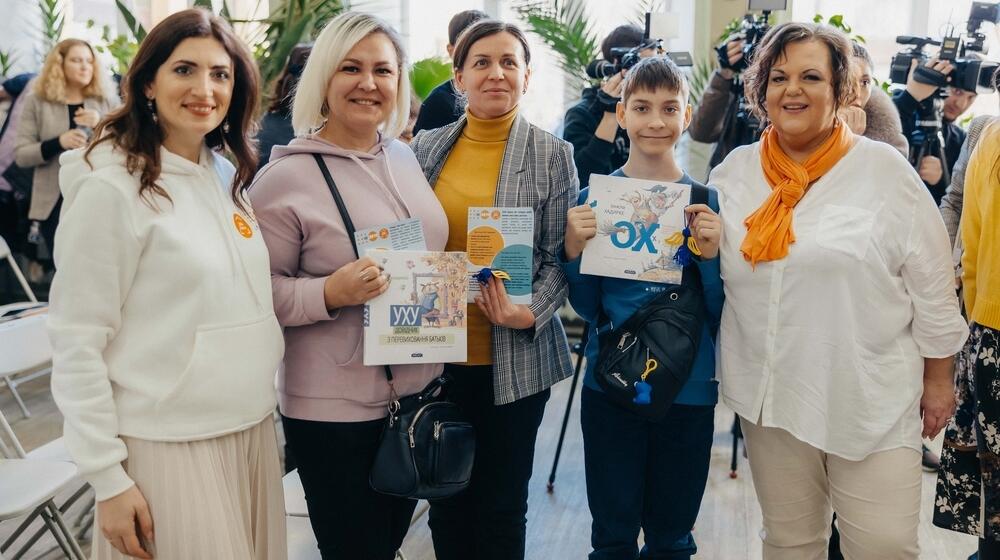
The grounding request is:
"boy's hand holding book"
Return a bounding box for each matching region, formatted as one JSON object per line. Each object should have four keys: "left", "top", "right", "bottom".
{"left": 565, "top": 204, "right": 598, "bottom": 261}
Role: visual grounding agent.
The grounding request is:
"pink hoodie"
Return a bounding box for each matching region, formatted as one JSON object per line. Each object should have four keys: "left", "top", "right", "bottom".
{"left": 250, "top": 135, "right": 449, "bottom": 422}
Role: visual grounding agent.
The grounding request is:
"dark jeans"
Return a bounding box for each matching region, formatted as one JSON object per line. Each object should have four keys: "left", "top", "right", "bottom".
{"left": 428, "top": 364, "right": 551, "bottom": 560}
{"left": 281, "top": 415, "right": 416, "bottom": 560}
{"left": 580, "top": 386, "right": 715, "bottom": 560}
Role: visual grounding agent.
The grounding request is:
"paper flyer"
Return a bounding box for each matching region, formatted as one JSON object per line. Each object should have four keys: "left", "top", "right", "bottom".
{"left": 466, "top": 207, "right": 533, "bottom": 304}
{"left": 363, "top": 250, "right": 468, "bottom": 365}
{"left": 580, "top": 174, "right": 691, "bottom": 284}
{"left": 354, "top": 218, "right": 426, "bottom": 255}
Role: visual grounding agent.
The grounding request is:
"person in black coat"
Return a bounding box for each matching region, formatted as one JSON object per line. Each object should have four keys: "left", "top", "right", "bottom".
{"left": 412, "top": 9, "right": 487, "bottom": 135}
{"left": 256, "top": 44, "right": 311, "bottom": 170}
{"left": 893, "top": 57, "right": 976, "bottom": 205}
{"left": 561, "top": 25, "right": 650, "bottom": 188}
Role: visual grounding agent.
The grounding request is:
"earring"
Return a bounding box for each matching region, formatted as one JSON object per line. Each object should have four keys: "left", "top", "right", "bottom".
{"left": 147, "top": 98, "right": 157, "bottom": 123}
{"left": 222, "top": 120, "right": 230, "bottom": 134}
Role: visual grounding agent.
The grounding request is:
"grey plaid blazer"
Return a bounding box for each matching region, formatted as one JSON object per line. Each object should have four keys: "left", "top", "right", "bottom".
{"left": 411, "top": 114, "right": 579, "bottom": 405}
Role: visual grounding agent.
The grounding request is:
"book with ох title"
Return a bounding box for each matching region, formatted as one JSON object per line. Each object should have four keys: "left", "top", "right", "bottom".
{"left": 580, "top": 174, "right": 692, "bottom": 285}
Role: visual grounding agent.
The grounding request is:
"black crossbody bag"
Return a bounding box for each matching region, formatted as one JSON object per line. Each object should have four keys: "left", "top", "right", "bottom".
{"left": 312, "top": 154, "right": 475, "bottom": 499}
{"left": 594, "top": 183, "right": 709, "bottom": 421}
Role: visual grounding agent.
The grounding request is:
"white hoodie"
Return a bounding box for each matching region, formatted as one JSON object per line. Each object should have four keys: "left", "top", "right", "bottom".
{"left": 49, "top": 143, "right": 284, "bottom": 500}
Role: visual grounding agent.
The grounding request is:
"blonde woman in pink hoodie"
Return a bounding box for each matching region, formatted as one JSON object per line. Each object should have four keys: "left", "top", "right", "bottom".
{"left": 249, "top": 12, "right": 448, "bottom": 560}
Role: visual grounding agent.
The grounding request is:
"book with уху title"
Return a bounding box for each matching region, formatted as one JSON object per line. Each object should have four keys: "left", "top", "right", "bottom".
{"left": 363, "top": 250, "right": 468, "bottom": 365}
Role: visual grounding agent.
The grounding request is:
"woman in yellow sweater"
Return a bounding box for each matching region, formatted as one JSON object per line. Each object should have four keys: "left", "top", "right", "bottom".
{"left": 410, "top": 19, "right": 578, "bottom": 560}
{"left": 934, "top": 119, "right": 1000, "bottom": 560}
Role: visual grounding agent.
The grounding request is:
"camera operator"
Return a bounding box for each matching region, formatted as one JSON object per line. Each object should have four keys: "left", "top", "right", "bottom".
{"left": 688, "top": 35, "right": 750, "bottom": 169}
{"left": 562, "top": 25, "right": 652, "bottom": 188}
{"left": 894, "top": 58, "right": 976, "bottom": 204}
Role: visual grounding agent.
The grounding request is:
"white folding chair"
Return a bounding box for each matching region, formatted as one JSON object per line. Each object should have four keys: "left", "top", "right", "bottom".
{"left": 0, "top": 313, "right": 52, "bottom": 418}
{"left": 0, "top": 408, "right": 87, "bottom": 559}
{"left": 0, "top": 234, "right": 37, "bottom": 303}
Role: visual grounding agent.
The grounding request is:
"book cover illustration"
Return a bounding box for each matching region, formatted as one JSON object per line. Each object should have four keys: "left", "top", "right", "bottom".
{"left": 363, "top": 250, "right": 468, "bottom": 365}
{"left": 466, "top": 207, "right": 533, "bottom": 304}
{"left": 354, "top": 218, "right": 426, "bottom": 255}
{"left": 580, "top": 174, "right": 691, "bottom": 284}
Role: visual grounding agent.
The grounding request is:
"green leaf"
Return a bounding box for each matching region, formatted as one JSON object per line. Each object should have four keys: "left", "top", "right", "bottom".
{"left": 854, "top": 34, "right": 865, "bottom": 44}
{"left": 115, "top": 0, "right": 147, "bottom": 42}
{"left": 829, "top": 14, "right": 844, "bottom": 27}
{"left": 410, "top": 57, "right": 453, "bottom": 100}
{"left": 813, "top": 14, "right": 823, "bottom": 23}
{"left": 192, "top": 0, "right": 213, "bottom": 9}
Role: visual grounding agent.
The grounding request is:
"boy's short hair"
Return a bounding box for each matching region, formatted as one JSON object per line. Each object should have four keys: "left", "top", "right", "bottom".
{"left": 621, "top": 56, "right": 690, "bottom": 104}
{"left": 448, "top": 10, "right": 489, "bottom": 46}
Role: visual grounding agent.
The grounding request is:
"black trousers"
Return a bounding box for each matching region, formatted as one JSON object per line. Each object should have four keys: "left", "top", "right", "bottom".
{"left": 39, "top": 196, "right": 61, "bottom": 267}
{"left": 281, "top": 415, "right": 416, "bottom": 560}
{"left": 428, "top": 364, "right": 550, "bottom": 560}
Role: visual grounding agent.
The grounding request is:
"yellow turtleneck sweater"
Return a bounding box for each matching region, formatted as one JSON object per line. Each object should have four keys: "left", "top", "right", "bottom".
{"left": 435, "top": 107, "right": 517, "bottom": 365}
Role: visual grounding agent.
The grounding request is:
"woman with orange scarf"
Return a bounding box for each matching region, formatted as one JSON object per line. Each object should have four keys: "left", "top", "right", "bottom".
{"left": 710, "top": 23, "right": 968, "bottom": 559}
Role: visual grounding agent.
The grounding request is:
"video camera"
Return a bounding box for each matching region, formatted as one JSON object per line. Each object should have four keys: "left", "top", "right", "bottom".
{"left": 585, "top": 12, "right": 693, "bottom": 80}
{"left": 889, "top": 1, "right": 1000, "bottom": 93}
{"left": 716, "top": 0, "right": 787, "bottom": 73}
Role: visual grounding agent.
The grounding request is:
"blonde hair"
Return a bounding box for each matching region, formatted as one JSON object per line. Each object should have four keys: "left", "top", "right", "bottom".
{"left": 34, "top": 39, "right": 108, "bottom": 103}
{"left": 292, "top": 12, "right": 410, "bottom": 138}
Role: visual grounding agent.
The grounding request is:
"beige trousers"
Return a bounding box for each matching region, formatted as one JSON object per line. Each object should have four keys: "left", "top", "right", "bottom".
{"left": 740, "top": 418, "right": 921, "bottom": 560}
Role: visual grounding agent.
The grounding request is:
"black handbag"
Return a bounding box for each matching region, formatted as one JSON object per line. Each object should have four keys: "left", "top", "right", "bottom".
{"left": 312, "top": 154, "right": 475, "bottom": 499}
{"left": 593, "top": 183, "right": 709, "bottom": 421}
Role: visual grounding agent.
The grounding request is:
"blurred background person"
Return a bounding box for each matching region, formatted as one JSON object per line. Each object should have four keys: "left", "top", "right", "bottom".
{"left": 256, "top": 43, "right": 311, "bottom": 170}
{"left": 411, "top": 9, "right": 488, "bottom": 135}
{"left": 838, "top": 42, "right": 907, "bottom": 156}
{"left": 0, "top": 72, "right": 37, "bottom": 267}
{"left": 562, "top": 24, "right": 647, "bottom": 189}
{"left": 894, "top": 58, "right": 976, "bottom": 204}
{"left": 14, "top": 38, "right": 118, "bottom": 265}
{"left": 934, "top": 116, "right": 1000, "bottom": 560}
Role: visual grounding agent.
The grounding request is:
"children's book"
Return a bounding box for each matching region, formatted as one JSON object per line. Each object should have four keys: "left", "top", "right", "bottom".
{"left": 580, "top": 174, "right": 691, "bottom": 284}
{"left": 363, "top": 250, "right": 468, "bottom": 365}
{"left": 466, "top": 207, "right": 534, "bottom": 304}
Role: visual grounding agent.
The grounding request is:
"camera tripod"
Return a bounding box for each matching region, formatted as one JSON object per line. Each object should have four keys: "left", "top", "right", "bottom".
{"left": 908, "top": 95, "right": 951, "bottom": 188}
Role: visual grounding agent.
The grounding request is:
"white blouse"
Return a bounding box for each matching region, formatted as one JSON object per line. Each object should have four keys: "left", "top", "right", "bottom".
{"left": 711, "top": 137, "right": 968, "bottom": 460}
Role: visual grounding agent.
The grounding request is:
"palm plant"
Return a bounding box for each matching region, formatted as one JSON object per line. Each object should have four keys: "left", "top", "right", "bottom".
{"left": 512, "top": 0, "right": 600, "bottom": 92}
{"left": 0, "top": 50, "right": 16, "bottom": 77}
{"left": 113, "top": 0, "right": 350, "bottom": 108}
{"left": 233, "top": 0, "right": 348, "bottom": 94}
{"left": 37, "top": 0, "right": 64, "bottom": 52}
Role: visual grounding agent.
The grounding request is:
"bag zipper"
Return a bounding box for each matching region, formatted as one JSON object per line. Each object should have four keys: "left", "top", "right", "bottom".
{"left": 407, "top": 402, "right": 444, "bottom": 448}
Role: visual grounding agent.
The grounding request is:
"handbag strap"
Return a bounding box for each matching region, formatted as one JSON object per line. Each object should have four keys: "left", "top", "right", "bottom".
{"left": 312, "top": 154, "right": 398, "bottom": 394}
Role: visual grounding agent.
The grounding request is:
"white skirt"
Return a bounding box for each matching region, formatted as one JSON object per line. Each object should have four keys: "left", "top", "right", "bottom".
{"left": 92, "top": 418, "right": 287, "bottom": 560}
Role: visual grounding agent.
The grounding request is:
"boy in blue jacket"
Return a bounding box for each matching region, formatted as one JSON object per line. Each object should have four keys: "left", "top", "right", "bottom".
{"left": 560, "top": 56, "right": 723, "bottom": 560}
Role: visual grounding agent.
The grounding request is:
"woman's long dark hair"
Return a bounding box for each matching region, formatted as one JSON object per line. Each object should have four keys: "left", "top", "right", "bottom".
{"left": 86, "top": 8, "right": 259, "bottom": 212}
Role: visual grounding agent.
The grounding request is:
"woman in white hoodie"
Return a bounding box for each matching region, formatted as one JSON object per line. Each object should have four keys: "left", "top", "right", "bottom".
{"left": 48, "top": 9, "right": 286, "bottom": 559}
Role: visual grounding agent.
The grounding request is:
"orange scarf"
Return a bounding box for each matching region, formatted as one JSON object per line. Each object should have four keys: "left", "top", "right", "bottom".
{"left": 740, "top": 120, "right": 855, "bottom": 267}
